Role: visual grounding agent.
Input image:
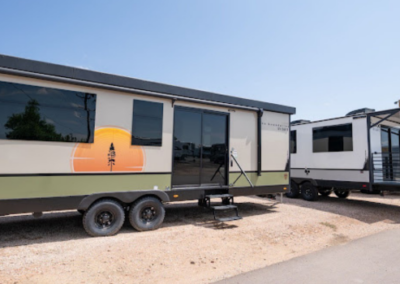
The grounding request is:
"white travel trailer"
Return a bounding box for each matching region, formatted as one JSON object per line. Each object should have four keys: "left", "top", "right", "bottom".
{"left": 289, "top": 108, "right": 400, "bottom": 201}
{"left": 0, "top": 54, "right": 295, "bottom": 236}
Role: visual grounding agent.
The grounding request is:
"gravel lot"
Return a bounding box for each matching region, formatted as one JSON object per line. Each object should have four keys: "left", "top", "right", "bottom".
{"left": 1, "top": 192, "right": 400, "bottom": 284}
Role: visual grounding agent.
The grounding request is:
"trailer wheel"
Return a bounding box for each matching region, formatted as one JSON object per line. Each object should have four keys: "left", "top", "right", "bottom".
{"left": 334, "top": 190, "right": 350, "bottom": 199}
{"left": 301, "top": 182, "right": 318, "bottom": 201}
{"left": 318, "top": 188, "right": 333, "bottom": 196}
{"left": 82, "top": 199, "right": 125, "bottom": 237}
{"left": 129, "top": 196, "right": 165, "bottom": 232}
{"left": 286, "top": 180, "right": 299, "bottom": 198}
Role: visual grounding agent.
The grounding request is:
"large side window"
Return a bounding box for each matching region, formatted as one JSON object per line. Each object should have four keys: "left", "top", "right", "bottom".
{"left": 132, "top": 100, "right": 163, "bottom": 146}
{"left": 290, "top": 130, "right": 297, "bottom": 154}
{"left": 0, "top": 80, "right": 96, "bottom": 143}
{"left": 313, "top": 123, "right": 353, "bottom": 152}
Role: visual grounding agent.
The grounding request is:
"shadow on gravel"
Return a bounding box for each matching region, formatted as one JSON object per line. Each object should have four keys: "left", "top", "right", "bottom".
{"left": 163, "top": 201, "right": 278, "bottom": 230}
{"left": 0, "top": 200, "right": 276, "bottom": 248}
{"left": 280, "top": 193, "right": 400, "bottom": 224}
{"left": 0, "top": 211, "right": 88, "bottom": 248}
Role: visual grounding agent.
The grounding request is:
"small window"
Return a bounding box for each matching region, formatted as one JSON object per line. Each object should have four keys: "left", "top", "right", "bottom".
{"left": 132, "top": 100, "right": 163, "bottom": 146}
{"left": 0, "top": 80, "right": 96, "bottom": 143}
{"left": 290, "top": 130, "right": 297, "bottom": 154}
{"left": 313, "top": 123, "right": 353, "bottom": 153}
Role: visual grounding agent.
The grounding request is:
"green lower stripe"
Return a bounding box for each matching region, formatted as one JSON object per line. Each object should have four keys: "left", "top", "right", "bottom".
{"left": 229, "top": 172, "right": 289, "bottom": 187}
{"left": 0, "top": 171, "right": 288, "bottom": 200}
{"left": 0, "top": 174, "right": 171, "bottom": 199}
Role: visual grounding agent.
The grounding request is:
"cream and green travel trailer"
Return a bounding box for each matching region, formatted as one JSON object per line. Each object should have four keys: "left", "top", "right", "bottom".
{"left": 0, "top": 54, "right": 295, "bottom": 236}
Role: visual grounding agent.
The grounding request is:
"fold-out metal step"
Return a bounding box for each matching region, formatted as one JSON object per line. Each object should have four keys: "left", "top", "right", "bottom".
{"left": 211, "top": 205, "right": 237, "bottom": 210}
{"left": 200, "top": 194, "right": 242, "bottom": 222}
{"left": 205, "top": 194, "right": 232, "bottom": 199}
{"left": 217, "top": 216, "right": 242, "bottom": 222}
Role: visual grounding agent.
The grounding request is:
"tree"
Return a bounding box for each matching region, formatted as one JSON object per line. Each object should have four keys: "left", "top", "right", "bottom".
{"left": 5, "top": 99, "right": 72, "bottom": 142}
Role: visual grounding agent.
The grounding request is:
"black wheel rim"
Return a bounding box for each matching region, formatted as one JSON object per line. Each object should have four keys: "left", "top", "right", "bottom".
{"left": 95, "top": 211, "right": 114, "bottom": 229}
{"left": 304, "top": 187, "right": 312, "bottom": 197}
{"left": 141, "top": 206, "right": 157, "bottom": 223}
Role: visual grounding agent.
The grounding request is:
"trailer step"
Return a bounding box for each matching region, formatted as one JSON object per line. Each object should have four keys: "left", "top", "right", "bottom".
{"left": 199, "top": 193, "right": 242, "bottom": 222}
{"left": 216, "top": 216, "right": 243, "bottom": 222}
{"left": 210, "top": 205, "right": 237, "bottom": 210}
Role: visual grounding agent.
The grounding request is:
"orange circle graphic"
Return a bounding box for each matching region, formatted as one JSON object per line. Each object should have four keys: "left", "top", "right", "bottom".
{"left": 72, "top": 127, "right": 144, "bottom": 172}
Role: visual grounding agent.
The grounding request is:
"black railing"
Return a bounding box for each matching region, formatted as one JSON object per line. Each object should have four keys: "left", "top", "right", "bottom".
{"left": 372, "top": 152, "right": 400, "bottom": 182}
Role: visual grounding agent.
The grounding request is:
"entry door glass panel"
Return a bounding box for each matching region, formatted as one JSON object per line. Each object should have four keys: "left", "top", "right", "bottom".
{"left": 172, "top": 109, "right": 202, "bottom": 186}
{"left": 201, "top": 113, "right": 227, "bottom": 185}
{"left": 391, "top": 128, "right": 400, "bottom": 180}
{"left": 381, "top": 127, "right": 391, "bottom": 180}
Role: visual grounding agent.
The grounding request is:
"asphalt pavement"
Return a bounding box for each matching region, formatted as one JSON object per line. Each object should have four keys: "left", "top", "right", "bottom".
{"left": 216, "top": 229, "right": 400, "bottom": 284}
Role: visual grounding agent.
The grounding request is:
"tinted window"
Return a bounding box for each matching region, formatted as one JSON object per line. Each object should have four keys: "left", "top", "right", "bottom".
{"left": 0, "top": 80, "right": 96, "bottom": 143}
{"left": 290, "top": 130, "right": 297, "bottom": 154}
{"left": 201, "top": 113, "right": 227, "bottom": 185}
{"left": 313, "top": 124, "right": 353, "bottom": 152}
{"left": 132, "top": 100, "right": 163, "bottom": 146}
{"left": 172, "top": 109, "right": 202, "bottom": 186}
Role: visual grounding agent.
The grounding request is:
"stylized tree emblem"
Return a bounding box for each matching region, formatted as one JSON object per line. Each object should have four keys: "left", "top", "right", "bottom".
{"left": 108, "top": 143, "right": 116, "bottom": 172}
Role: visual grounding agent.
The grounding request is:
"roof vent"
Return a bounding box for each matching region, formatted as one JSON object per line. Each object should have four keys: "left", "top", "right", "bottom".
{"left": 346, "top": 108, "right": 375, "bottom": 116}
{"left": 291, "top": 119, "right": 311, "bottom": 125}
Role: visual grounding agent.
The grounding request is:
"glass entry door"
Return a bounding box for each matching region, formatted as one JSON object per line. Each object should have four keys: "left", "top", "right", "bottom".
{"left": 381, "top": 127, "right": 400, "bottom": 181}
{"left": 172, "top": 107, "right": 228, "bottom": 188}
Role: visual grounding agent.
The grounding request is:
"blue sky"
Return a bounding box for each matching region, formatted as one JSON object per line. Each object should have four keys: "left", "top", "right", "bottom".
{"left": 0, "top": 1, "right": 399, "bottom": 121}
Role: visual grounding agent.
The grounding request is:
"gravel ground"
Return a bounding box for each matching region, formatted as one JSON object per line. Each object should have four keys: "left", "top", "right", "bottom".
{"left": 1, "top": 192, "right": 400, "bottom": 284}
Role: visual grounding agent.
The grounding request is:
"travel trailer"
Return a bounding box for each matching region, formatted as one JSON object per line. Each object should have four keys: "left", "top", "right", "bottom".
{"left": 0, "top": 54, "right": 295, "bottom": 236}
{"left": 289, "top": 108, "right": 400, "bottom": 201}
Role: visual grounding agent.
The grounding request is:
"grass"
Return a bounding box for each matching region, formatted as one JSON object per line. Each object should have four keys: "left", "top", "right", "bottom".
{"left": 320, "top": 222, "right": 337, "bottom": 231}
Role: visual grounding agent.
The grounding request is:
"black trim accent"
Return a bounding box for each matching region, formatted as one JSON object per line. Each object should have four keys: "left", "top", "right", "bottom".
{"left": 366, "top": 115, "right": 373, "bottom": 191}
{"left": 291, "top": 168, "right": 366, "bottom": 171}
{"left": 229, "top": 185, "right": 287, "bottom": 196}
{"left": 0, "top": 196, "right": 83, "bottom": 216}
{"left": 0, "top": 172, "right": 172, "bottom": 177}
{"left": 77, "top": 190, "right": 170, "bottom": 210}
{"left": 373, "top": 183, "right": 400, "bottom": 192}
{"left": 287, "top": 116, "right": 292, "bottom": 175}
{"left": 257, "top": 109, "right": 263, "bottom": 176}
{"left": 167, "top": 185, "right": 287, "bottom": 201}
{"left": 291, "top": 178, "right": 368, "bottom": 190}
{"left": 0, "top": 54, "right": 295, "bottom": 115}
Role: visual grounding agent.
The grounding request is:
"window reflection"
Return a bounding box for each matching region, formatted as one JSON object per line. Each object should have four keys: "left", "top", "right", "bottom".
{"left": 201, "top": 113, "right": 227, "bottom": 185}
{"left": 0, "top": 80, "right": 96, "bottom": 143}
{"left": 313, "top": 124, "right": 353, "bottom": 153}
{"left": 131, "top": 100, "right": 163, "bottom": 146}
{"left": 172, "top": 109, "right": 202, "bottom": 186}
{"left": 290, "top": 130, "right": 297, "bottom": 154}
{"left": 172, "top": 108, "right": 228, "bottom": 187}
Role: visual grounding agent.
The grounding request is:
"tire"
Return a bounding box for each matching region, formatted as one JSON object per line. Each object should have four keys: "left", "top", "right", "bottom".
{"left": 318, "top": 188, "right": 333, "bottom": 196}
{"left": 301, "top": 182, "right": 318, "bottom": 201}
{"left": 82, "top": 199, "right": 125, "bottom": 237}
{"left": 129, "top": 196, "right": 165, "bottom": 232}
{"left": 334, "top": 190, "right": 350, "bottom": 199}
{"left": 286, "top": 180, "right": 299, "bottom": 198}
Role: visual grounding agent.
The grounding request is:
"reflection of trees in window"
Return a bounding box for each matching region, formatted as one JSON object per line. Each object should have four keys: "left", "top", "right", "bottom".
{"left": 0, "top": 80, "right": 96, "bottom": 143}
{"left": 5, "top": 99, "right": 80, "bottom": 142}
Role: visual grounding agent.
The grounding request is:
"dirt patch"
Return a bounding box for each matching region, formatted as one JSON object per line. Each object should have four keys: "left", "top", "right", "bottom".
{"left": 1, "top": 192, "right": 400, "bottom": 283}
{"left": 329, "top": 233, "right": 350, "bottom": 245}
